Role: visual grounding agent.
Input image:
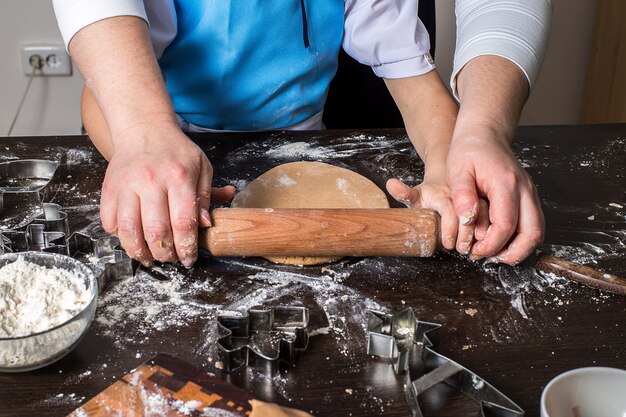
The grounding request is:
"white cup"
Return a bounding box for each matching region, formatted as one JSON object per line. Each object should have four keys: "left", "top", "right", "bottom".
{"left": 541, "top": 367, "right": 626, "bottom": 417}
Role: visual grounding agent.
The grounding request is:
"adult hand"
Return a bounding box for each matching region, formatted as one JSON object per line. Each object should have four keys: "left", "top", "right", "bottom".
{"left": 448, "top": 55, "right": 546, "bottom": 265}
{"left": 447, "top": 126, "right": 544, "bottom": 265}
{"left": 100, "top": 122, "right": 235, "bottom": 268}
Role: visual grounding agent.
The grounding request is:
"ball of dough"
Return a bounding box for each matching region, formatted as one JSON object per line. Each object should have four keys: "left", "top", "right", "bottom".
{"left": 231, "top": 161, "right": 389, "bottom": 265}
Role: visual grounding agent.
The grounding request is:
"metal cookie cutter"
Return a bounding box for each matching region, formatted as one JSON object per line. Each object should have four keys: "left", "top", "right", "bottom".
{"left": 217, "top": 306, "right": 309, "bottom": 375}
{"left": 1, "top": 221, "right": 139, "bottom": 292}
{"left": 367, "top": 308, "right": 524, "bottom": 417}
{"left": 1, "top": 203, "right": 69, "bottom": 253}
{"left": 0, "top": 159, "right": 60, "bottom": 217}
{"left": 0, "top": 159, "right": 140, "bottom": 290}
{"left": 68, "top": 232, "right": 140, "bottom": 293}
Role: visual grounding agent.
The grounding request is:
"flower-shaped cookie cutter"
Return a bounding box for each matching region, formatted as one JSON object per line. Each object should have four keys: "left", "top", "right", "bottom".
{"left": 67, "top": 232, "right": 140, "bottom": 293}
{"left": 217, "top": 306, "right": 309, "bottom": 375}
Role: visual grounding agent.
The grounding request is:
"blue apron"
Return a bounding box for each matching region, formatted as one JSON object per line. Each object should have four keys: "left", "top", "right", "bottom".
{"left": 158, "top": 0, "right": 344, "bottom": 130}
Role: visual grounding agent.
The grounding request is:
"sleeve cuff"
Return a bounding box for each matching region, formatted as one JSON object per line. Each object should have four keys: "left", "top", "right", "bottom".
{"left": 372, "top": 53, "right": 436, "bottom": 79}
{"left": 53, "top": 0, "right": 148, "bottom": 50}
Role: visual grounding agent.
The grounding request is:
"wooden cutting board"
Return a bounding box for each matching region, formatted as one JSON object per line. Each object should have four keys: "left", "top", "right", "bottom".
{"left": 68, "top": 353, "right": 253, "bottom": 416}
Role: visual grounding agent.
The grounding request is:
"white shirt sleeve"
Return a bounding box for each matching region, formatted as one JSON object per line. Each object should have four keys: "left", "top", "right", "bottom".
{"left": 343, "top": 0, "right": 436, "bottom": 79}
{"left": 452, "top": 0, "right": 552, "bottom": 98}
{"left": 52, "top": 0, "right": 148, "bottom": 50}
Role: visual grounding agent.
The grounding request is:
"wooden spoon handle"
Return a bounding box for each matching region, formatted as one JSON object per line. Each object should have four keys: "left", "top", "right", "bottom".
{"left": 199, "top": 208, "right": 440, "bottom": 258}
{"left": 536, "top": 252, "right": 626, "bottom": 296}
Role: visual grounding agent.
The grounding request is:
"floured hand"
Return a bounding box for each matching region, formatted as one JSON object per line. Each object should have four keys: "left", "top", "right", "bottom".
{"left": 100, "top": 122, "right": 235, "bottom": 268}
{"left": 447, "top": 131, "right": 544, "bottom": 265}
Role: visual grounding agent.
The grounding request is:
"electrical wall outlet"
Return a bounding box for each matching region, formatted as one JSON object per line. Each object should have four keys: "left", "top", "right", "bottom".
{"left": 21, "top": 44, "right": 72, "bottom": 76}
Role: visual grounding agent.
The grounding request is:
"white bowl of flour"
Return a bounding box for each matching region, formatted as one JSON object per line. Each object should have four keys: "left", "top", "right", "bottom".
{"left": 0, "top": 252, "right": 97, "bottom": 372}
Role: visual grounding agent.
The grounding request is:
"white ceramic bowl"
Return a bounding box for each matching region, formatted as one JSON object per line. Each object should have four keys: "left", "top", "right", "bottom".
{"left": 0, "top": 252, "right": 97, "bottom": 372}
{"left": 541, "top": 367, "right": 626, "bottom": 417}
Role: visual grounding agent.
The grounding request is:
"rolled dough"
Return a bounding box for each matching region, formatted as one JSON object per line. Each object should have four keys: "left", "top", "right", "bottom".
{"left": 231, "top": 161, "right": 389, "bottom": 265}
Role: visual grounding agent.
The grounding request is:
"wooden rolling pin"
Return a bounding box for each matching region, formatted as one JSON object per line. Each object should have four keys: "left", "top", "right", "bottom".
{"left": 199, "top": 207, "right": 626, "bottom": 296}
{"left": 199, "top": 208, "right": 439, "bottom": 257}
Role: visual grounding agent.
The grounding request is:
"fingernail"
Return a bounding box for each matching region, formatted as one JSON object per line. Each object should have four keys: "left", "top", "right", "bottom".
{"left": 401, "top": 199, "right": 414, "bottom": 208}
{"left": 469, "top": 254, "right": 483, "bottom": 261}
{"left": 486, "top": 257, "right": 501, "bottom": 264}
{"left": 444, "top": 236, "right": 455, "bottom": 248}
{"left": 200, "top": 208, "right": 212, "bottom": 227}
{"left": 459, "top": 242, "right": 471, "bottom": 254}
{"left": 142, "top": 260, "right": 153, "bottom": 268}
{"left": 459, "top": 210, "right": 475, "bottom": 226}
{"left": 181, "top": 258, "right": 195, "bottom": 269}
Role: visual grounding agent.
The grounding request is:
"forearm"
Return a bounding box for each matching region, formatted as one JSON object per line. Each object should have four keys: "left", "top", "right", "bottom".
{"left": 455, "top": 55, "right": 528, "bottom": 145}
{"left": 69, "top": 16, "right": 178, "bottom": 145}
{"left": 452, "top": 0, "right": 551, "bottom": 99}
{"left": 385, "top": 72, "right": 458, "bottom": 181}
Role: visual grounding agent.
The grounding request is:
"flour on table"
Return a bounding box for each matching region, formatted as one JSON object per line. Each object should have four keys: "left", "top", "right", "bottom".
{"left": 0, "top": 256, "right": 91, "bottom": 338}
{"left": 94, "top": 264, "right": 218, "bottom": 340}
{"left": 64, "top": 148, "right": 94, "bottom": 166}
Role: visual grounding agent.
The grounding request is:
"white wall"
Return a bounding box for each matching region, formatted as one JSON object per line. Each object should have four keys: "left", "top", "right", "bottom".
{"left": 0, "top": 0, "right": 84, "bottom": 136}
{"left": 435, "top": 0, "right": 597, "bottom": 125}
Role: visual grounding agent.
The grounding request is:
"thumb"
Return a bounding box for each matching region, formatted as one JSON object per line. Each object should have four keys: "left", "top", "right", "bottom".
{"left": 211, "top": 185, "right": 237, "bottom": 205}
{"left": 197, "top": 158, "right": 214, "bottom": 227}
{"left": 386, "top": 178, "right": 421, "bottom": 208}
{"left": 448, "top": 169, "right": 479, "bottom": 226}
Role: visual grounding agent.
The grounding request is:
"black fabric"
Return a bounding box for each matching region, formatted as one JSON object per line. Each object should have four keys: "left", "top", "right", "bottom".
{"left": 323, "top": 0, "right": 436, "bottom": 129}
{"left": 299, "top": 0, "right": 310, "bottom": 48}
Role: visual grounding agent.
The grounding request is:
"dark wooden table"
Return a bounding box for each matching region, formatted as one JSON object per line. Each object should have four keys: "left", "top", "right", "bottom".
{"left": 1, "top": 125, "right": 625, "bottom": 416}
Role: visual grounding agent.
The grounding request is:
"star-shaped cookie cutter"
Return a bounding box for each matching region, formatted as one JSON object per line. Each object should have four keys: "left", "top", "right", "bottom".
{"left": 217, "top": 306, "right": 309, "bottom": 375}
{"left": 367, "top": 308, "right": 441, "bottom": 374}
{"left": 367, "top": 308, "right": 524, "bottom": 417}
